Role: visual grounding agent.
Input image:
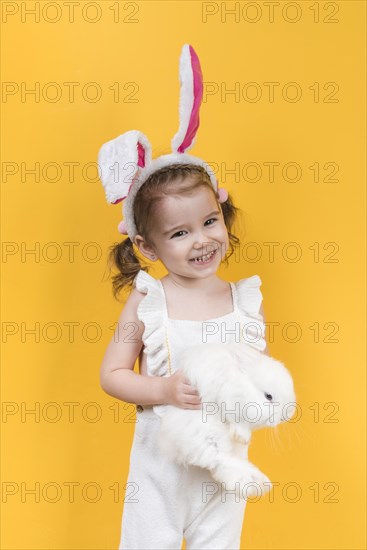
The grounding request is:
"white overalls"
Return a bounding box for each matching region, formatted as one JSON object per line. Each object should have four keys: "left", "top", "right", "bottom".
{"left": 119, "top": 270, "right": 267, "bottom": 550}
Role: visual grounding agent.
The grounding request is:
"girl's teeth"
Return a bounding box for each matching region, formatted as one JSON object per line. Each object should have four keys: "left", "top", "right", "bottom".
{"left": 191, "top": 250, "right": 215, "bottom": 262}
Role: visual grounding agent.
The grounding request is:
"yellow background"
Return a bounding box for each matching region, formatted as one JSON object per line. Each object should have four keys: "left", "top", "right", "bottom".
{"left": 2, "top": 1, "right": 366, "bottom": 549}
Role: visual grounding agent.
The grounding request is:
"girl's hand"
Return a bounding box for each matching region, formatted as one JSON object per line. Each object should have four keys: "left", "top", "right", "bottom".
{"left": 164, "top": 370, "right": 202, "bottom": 409}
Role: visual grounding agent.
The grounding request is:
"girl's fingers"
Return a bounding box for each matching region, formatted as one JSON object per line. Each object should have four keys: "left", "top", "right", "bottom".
{"left": 182, "top": 382, "right": 200, "bottom": 394}
{"left": 185, "top": 395, "right": 201, "bottom": 405}
{"left": 183, "top": 390, "right": 200, "bottom": 397}
{"left": 187, "top": 402, "right": 203, "bottom": 409}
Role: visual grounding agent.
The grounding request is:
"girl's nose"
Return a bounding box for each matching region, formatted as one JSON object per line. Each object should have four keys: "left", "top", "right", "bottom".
{"left": 193, "top": 233, "right": 207, "bottom": 248}
{"left": 193, "top": 232, "right": 214, "bottom": 251}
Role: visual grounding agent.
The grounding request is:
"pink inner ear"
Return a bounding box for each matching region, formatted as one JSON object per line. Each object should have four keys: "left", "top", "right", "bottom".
{"left": 178, "top": 45, "right": 203, "bottom": 153}
{"left": 137, "top": 142, "right": 146, "bottom": 168}
{"left": 111, "top": 141, "right": 145, "bottom": 204}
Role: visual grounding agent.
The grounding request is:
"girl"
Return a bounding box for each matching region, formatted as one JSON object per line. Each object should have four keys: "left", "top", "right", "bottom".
{"left": 98, "top": 45, "right": 268, "bottom": 550}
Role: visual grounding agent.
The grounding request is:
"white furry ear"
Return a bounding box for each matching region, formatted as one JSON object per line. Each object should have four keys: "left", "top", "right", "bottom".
{"left": 98, "top": 129, "right": 152, "bottom": 204}
{"left": 171, "top": 44, "right": 203, "bottom": 154}
{"left": 228, "top": 343, "right": 261, "bottom": 371}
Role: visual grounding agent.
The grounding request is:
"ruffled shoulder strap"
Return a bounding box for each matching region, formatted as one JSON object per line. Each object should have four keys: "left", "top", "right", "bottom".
{"left": 234, "top": 274, "right": 263, "bottom": 320}
{"left": 133, "top": 270, "right": 169, "bottom": 378}
{"left": 233, "top": 275, "right": 266, "bottom": 351}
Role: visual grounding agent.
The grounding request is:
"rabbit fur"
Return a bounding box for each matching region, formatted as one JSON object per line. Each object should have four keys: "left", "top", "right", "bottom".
{"left": 157, "top": 343, "right": 296, "bottom": 499}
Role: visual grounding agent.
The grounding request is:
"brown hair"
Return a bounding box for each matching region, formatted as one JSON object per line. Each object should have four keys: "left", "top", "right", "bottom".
{"left": 105, "top": 163, "right": 241, "bottom": 301}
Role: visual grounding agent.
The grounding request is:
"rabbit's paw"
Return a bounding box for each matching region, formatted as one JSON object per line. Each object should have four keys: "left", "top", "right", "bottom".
{"left": 212, "top": 464, "right": 249, "bottom": 493}
{"left": 245, "top": 463, "right": 272, "bottom": 496}
{"left": 232, "top": 432, "right": 247, "bottom": 444}
{"left": 229, "top": 423, "right": 251, "bottom": 445}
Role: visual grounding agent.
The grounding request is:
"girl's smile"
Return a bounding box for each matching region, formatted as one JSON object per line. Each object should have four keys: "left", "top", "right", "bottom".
{"left": 189, "top": 248, "right": 218, "bottom": 266}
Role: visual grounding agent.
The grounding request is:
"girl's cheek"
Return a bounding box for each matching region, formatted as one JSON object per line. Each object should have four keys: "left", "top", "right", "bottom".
{"left": 169, "top": 241, "right": 185, "bottom": 253}
{"left": 215, "top": 225, "right": 228, "bottom": 239}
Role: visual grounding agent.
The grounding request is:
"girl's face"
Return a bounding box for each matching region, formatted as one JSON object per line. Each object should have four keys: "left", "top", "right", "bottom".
{"left": 136, "top": 185, "right": 230, "bottom": 280}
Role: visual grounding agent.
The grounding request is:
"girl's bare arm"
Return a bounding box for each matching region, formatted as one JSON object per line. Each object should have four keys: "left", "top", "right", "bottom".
{"left": 100, "top": 288, "right": 167, "bottom": 406}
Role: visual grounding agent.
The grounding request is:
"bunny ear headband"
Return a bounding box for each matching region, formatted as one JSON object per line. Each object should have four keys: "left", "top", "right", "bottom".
{"left": 97, "top": 44, "right": 228, "bottom": 241}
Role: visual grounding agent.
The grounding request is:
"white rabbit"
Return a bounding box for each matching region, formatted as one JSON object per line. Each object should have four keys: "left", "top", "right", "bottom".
{"left": 157, "top": 343, "right": 296, "bottom": 499}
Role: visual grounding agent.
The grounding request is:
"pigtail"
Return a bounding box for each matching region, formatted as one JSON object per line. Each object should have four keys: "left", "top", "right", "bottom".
{"left": 106, "top": 237, "right": 149, "bottom": 301}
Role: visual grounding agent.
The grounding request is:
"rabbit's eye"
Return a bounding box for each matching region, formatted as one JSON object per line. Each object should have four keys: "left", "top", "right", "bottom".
{"left": 264, "top": 393, "right": 273, "bottom": 401}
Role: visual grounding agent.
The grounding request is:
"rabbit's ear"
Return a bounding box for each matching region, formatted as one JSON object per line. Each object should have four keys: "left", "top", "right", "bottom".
{"left": 230, "top": 343, "right": 260, "bottom": 369}
{"left": 171, "top": 44, "right": 203, "bottom": 154}
{"left": 98, "top": 130, "right": 152, "bottom": 205}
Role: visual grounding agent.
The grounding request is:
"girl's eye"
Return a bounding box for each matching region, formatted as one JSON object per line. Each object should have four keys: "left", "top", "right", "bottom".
{"left": 171, "top": 230, "right": 186, "bottom": 238}
{"left": 170, "top": 218, "right": 217, "bottom": 239}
